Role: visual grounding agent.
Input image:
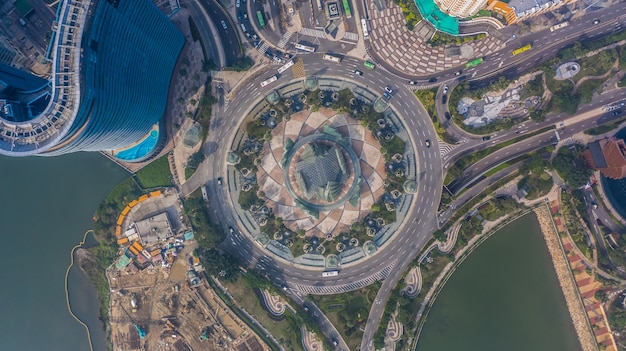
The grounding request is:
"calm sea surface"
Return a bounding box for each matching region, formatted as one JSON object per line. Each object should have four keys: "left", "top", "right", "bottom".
{"left": 0, "top": 153, "right": 128, "bottom": 351}
{"left": 417, "top": 214, "right": 580, "bottom": 351}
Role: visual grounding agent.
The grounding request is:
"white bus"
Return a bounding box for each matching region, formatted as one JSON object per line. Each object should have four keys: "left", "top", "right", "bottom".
{"left": 323, "top": 54, "right": 341, "bottom": 63}
{"left": 361, "top": 18, "right": 369, "bottom": 39}
{"left": 260, "top": 75, "right": 278, "bottom": 87}
{"left": 321, "top": 270, "right": 339, "bottom": 277}
{"left": 295, "top": 43, "right": 316, "bottom": 52}
{"left": 201, "top": 185, "right": 208, "bottom": 201}
{"left": 277, "top": 60, "right": 294, "bottom": 74}
{"left": 316, "top": 0, "right": 322, "bottom": 10}
{"left": 550, "top": 21, "right": 569, "bottom": 32}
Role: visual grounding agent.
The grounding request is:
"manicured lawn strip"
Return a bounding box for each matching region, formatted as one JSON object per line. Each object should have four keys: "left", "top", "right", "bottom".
{"left": 445, "top": 125, "right": 555, "bottom": 184}
{"left": 207, "top": 278, "right": 283, "bottom": 351}
{"left": 310, "top": 284, "right": 379, "bottom": 350}
{"left": 483, "top": 155, "right": 528, "bottom": 177}
{"left": 585, "top": 114, "right": 626, "bottom": 135}
{"left": 135, "top": 154, "right": 172, "bottom": 188}
{"left": 575, "top": 51, "right": 617, "bottom": 83}
{"left": 221, "top": 277, "right": 304, "bottom": 351}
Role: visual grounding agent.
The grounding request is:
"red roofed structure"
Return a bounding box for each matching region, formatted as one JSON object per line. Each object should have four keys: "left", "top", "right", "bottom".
{"left": 583, "top": 137, "right": 626, "bottom": 179}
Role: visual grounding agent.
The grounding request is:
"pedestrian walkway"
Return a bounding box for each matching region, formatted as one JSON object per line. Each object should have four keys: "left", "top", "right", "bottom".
{"left": 366, "top": 1, "right": 504, "bottom": 75}
{"left": 276, "top": 30, "right": 293, "bottom": 49}
{"left": 344, "top": 32, "right": 359, "bottom": 41}
{"left": 438, "top": 140, "right": 458, "bottom": 158}
{"left": 300, "top": 27, "right": 327, "bottom": 39}
{"left": 256, "top": 41, "right": 270, "bottom": 55}
{"left": 292, "top": 263, "right": 395, "bottom": 294}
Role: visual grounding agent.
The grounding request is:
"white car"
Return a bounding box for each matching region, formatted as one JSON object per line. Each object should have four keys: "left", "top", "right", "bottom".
{"left": 443, "top": 85, "right": 449, "bottom": 94}
{"left": 384, "top": 86, "right": 393, "bottom": 94}
{"left": 236, "top": 0, "right": 240, "bottom": 7}
{"left": 220, "top": 20, "right": 227, "bottom": 30}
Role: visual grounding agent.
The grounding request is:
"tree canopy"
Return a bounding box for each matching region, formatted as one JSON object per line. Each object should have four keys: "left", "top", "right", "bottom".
{"left": 552, "top": 146, "right": 592, "bottom": 188}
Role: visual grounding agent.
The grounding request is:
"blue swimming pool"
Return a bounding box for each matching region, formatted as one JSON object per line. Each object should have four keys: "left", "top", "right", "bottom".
{"left": 115, "top": 129, "right": 159, "bottom": 162}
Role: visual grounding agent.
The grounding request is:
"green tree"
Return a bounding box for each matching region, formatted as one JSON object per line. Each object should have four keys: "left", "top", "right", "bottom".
{"left": 202, "top": 59, "right": 217, "bottom": 72}
{"left": 229, "top": 56, "right": 255, "bottom": 72}
{"left": 198, "top": 249, "right": 241, "bottom": 281}
{"left": 552, "top": 146, "right": 592, "bottom": 188}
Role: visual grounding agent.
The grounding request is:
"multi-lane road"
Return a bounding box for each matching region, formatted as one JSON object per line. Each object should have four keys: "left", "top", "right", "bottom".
{"left": 181, "top": 3, "right": 626, "bottom": 350}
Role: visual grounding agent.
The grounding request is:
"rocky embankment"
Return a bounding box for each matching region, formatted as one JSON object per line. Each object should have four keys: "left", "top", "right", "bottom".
{"left": 534, "top": 206, "right": 597, "bottom": 351}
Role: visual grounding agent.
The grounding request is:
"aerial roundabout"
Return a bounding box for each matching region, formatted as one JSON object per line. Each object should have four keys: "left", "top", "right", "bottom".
{"left": 221, "top": 68, "right": 432, "bottom": 271}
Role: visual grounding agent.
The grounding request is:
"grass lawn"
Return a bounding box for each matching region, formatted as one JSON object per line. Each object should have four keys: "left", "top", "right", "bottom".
{"left": 575, "top": 51, "right": 616, "bottom": 82}
{"left": 222, "top": 277, "right": 304, "bottom": 351}
{"left": 310, "top": 284, "right": 379, "bottom": 350}
{"left": 545, "top": 72, "right": 574, "bottom": 93}
{"left": 135, "top": 154, "right": 173, "bottom": 189}
{"left": 518, "top": 172, "right": 553, "bottom": 200}
{"left": 576, "top": 78, "right": 604, "bottom": 104}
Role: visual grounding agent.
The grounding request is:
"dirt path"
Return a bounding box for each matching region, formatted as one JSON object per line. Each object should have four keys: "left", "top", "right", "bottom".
{"left": 572, "top": 54, "right": 620, "bottom": 94}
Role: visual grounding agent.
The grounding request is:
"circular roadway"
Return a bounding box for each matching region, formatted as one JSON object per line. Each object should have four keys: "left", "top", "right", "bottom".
{"left": 205, "top": 54, "right": 443, "bottom": 293}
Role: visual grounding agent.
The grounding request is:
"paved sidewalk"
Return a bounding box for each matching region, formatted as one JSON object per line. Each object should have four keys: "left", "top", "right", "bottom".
{"left": 366, "top": 4, "right": 505, "bottom": 75}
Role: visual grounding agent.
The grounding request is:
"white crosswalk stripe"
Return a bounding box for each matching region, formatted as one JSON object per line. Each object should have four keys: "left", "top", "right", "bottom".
{"left": 300, "top": 27, "right": 326, "bottom": 39}
{"left": 439, "top": 141, "right": 457, "bottom": 158}
{"left": 439, "top": 136, "right": 471, "bottom": 158}
{"left": 292, "top": 263, "right": 396, "bottom": 295}
{"left": 277, "top": 31, "right": 293, "bottom": 49}
{"left": 344, "top": 32, "right": 359, "bottom": 41}
{"left": 256, "top": 41, "right": 269, "bottom": 55}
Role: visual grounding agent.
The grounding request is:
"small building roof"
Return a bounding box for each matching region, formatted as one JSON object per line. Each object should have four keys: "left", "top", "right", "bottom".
{"left": 116, "top": 255, "right": 132, "bottom": 269}
{"left": 587, "top": 141, "right": 608, "bottom": 168}
{"left": 183, "top": 231, "right": 195, "bottom": 241}
{"left": 135, "top": 212, "right": 173, "bottom": 245}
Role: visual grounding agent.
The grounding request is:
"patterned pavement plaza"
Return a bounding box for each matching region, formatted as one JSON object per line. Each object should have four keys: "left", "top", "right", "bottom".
{"left": 257, "top": 108, "right": 388, "bottom": 238}
{"left": 367, "top": 4, "right": 505, "bottom": 74}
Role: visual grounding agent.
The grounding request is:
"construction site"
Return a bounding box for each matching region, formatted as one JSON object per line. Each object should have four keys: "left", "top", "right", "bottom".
{"left": 107, "top": 189, "right": 268, "bottom": 351}
{"left": 107, "top": 241, "right": 269, "bottom": 351}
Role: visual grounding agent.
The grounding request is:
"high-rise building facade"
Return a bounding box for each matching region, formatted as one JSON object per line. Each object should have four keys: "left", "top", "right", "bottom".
{"left": 0, "top": 0, "right": 183, "bottom": 159}
{"left": 434, "top": 0, "right": 489, "bottom": 18}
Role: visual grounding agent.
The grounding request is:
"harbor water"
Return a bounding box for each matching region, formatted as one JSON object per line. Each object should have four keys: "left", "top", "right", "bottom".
{"left": 416, "top": 214, "right": 580, "bottom": 351}
{"left": 0, "top": 153, "right": 128, "bottom": 351}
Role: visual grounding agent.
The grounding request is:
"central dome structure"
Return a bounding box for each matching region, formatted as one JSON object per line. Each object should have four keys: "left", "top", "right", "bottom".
{"left": 284, "top": 133, "right": 361, "bottom": 212}
{"left": 293, "top": 141, "right": 352, "bottom": 203}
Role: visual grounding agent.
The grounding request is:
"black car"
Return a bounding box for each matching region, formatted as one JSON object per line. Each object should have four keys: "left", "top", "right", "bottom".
{"left": 445, "top": 111, "right": 451, "bottom": 120}
{"left": 458, "top": 75, "right": 467, "bottom": 82}
{"left": 442, "top": 94, "right": 447, "bottom": 104}
{"left": 613, "top": 110, "right": 623, "bottom": 116}
{"left": 482, "top": 135, "right": 491, "bottom": 141}
{"left": 428, "top": 77, "right": 437, "bottom": 83}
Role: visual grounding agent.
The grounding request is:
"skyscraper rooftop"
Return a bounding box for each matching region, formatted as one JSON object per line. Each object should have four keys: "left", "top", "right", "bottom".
{"left": 0, "top": 0, "right": 183, "bottom": 158}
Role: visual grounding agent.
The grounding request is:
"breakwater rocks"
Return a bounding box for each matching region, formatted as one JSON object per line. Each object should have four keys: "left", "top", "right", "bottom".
{"left": 534, "top": 206, "right": 597, "bottom": 351}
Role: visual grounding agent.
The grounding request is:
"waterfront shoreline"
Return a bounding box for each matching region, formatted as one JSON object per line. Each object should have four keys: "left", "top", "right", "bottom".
{"left": 534, "top": 205, "right": 597, "bottom": 351}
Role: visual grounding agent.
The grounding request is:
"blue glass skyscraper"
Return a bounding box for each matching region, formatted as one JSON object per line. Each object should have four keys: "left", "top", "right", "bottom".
{"left": 0, "top": 0, "right": 184, "bottom": 160}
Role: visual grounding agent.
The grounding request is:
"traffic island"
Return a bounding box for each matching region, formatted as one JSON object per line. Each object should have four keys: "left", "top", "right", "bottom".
{"left": 227, "top": 78, "right": 420, "bottom": 270}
